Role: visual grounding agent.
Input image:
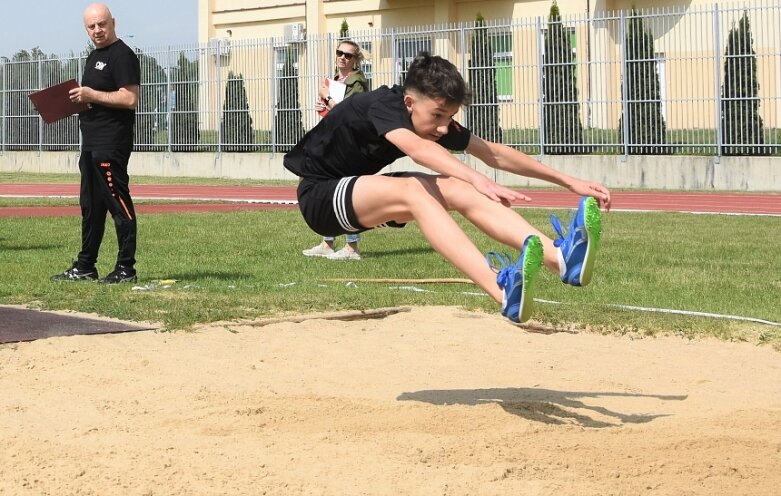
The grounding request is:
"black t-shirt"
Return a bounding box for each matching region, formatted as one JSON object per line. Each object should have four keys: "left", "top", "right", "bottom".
{"left": 79, "top": 39, "right": 140, "bottom": 151}
{"left": 284, "top": 85, "right": 471, "bottom": 180}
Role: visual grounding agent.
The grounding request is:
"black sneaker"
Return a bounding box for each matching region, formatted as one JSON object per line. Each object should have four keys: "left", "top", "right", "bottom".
{"left": 51, "top": 262, "right": 99, "bottom": 282}
{"left": 99, "top": 265, "right": 137, "bottom": 284}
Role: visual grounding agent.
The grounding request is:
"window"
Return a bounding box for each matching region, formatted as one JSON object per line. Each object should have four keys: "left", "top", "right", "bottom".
{"left": 355, "top": 40, "right": 373, "bottom": 89}
{"left": 395, "top": 37, "right": 432, "bottom": 84}
{"left": 491, "top": 33, "right": 513, "bottom": 102}
{"left": 274, "top": 45, "right": 299, "bottom": 111}
{"left": 275, "top": 45, "right": 299, "bottom": 77}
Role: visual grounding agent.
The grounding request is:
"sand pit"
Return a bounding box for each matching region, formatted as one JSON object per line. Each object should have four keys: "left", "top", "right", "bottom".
{"left": 1, "top": 306, "right": 779, "bottom": 495}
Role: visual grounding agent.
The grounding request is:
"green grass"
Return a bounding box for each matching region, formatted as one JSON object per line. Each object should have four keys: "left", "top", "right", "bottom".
{"left": 0, "top": 200, "right": 779, "bottom": 349}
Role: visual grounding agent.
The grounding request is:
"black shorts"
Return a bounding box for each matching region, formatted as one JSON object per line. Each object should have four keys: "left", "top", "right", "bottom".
{"left": 297, "top": 175, "right": 406, "bottom": 237}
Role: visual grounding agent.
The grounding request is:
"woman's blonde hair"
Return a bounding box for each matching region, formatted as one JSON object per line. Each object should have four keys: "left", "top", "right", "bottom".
{"left": 337, "top": 39, "right": 364, "bottom": 69}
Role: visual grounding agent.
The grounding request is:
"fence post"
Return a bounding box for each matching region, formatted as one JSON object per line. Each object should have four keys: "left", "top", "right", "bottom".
{"left": 37, "top": 58, "right": 43, "bottom": 154}
{"left": 460, "top": 22, "right": 468, "bottom": 130}
{"left": 619, "top": 10, "right": 629, "bottom": 160}
{"left": 166, "top": 50, "right": 172, "bottom": 154}
{"left": 713, "top": 4, "right": 722, "bottom": 161}
{"left": 271, "top": 40, "right": 278, "bottom": 154}
{"left": 77, "top": 58, "right": 83, "bottom": 153}
{"left": 391, "top": 29, "right": 398, "bottom": 85}
{"left": 536, "top": 16, "right": 545, "bottom": 158}
{"left": 215, "top": 39, "right": 223, "bottom": 156}
{"left": 1, "top": 59, "right": 5, "bottom": 153}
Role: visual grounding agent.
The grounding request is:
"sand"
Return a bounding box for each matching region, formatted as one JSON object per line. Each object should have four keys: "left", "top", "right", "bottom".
{"left": 1, "top": 306, "right": 779, "bottom": 495}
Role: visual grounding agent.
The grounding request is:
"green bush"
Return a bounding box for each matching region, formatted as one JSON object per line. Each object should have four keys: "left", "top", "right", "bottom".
{"left": 467, "top": 13, "right": 502, "bottom": 143}
{"left": 721, "top": 11, "right": 765, "bottom": 156}
{"left": 543, "top": 1, "right": 584, "bottom": 154}
{"left": 221, "top": 72, "right": 254, "bottom": 152}
{"left": 619, "top": 10, "right": 668, "bottom": 155}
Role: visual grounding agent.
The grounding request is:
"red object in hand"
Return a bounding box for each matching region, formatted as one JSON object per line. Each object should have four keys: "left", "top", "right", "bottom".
{"left": 318, "top": 98, "right": 329, "bottom": 117}
{"left": 317, "top": 78, "right": 331, "bottom": 117}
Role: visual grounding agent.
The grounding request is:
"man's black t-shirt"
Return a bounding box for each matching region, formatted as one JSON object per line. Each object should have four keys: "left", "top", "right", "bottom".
{"left": 284, "top": 85, "right": 471, "bottom": 181}
{"left": 79, "top": 39, "right": 140, "bottom": 151}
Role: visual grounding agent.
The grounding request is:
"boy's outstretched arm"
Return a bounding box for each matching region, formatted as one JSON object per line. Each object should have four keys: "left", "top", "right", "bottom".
{"left": 466, "top": 135, "right": 612, "bottom": 211}
{"left": 385, "top": 127, "right": 528, "bottom": 206}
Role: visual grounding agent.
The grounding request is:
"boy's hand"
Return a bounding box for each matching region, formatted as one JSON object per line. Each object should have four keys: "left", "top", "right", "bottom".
{"left": 472, "top": 175, "right": 531, "bottom": 207}
{"left": 569, "top": 180, "right": 612, "bottom": 211}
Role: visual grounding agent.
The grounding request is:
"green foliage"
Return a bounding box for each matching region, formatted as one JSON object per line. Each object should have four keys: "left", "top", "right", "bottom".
{"left": 340, "top": 19, "right": 350, "bottom": 38}
{"left": 467, "top": 13, "right": 502, "bottom": 143}
{"left": 135, "top": 52, "right": 168, "bottom": 151}
{"left": 543, "top": 2, "right": 584, "bottom": 154}
{"left": 4, "top": 49, "right": 43, "bottom": 150}
{"left": 619, "top": 10, "right": 668, "bottom": 154}
{"left": 170, "top": 52, "right": 200, "bottom": 151}
{"left": 220, "top": 71, "right": 254, "bottom": 152}
{"left": 721, "top": 11, "right": 765, "bottom": 156}
{"left": 274, "top": 47, "right": 305, "bottom": 152}
{"left": 3, "top": 48, "right": 80, "bottom": 150}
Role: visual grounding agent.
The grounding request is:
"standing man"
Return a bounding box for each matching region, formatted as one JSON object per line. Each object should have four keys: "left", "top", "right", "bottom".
{"left": 51, "top": 3, "right": 140, "bottom": 284}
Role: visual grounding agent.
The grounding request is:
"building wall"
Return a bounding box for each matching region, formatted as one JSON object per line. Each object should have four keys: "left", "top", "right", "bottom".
{"left": 200, "top": 1, "right": 710, "bottom": 41}
{"left": 199, "top": 1, "right": 778, "bottom": 130}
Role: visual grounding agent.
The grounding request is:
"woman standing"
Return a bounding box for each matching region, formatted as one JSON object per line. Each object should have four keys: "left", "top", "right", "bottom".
{"left": 304, "top": 40, "right": 369, "bottom": 261}
{"left": 314, "top": 40, "right": 368, "bottom": 116}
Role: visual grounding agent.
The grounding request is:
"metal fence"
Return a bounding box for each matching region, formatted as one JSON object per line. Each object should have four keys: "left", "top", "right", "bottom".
{"left": 1, "top": 2, "right": 779, "bottom": 156}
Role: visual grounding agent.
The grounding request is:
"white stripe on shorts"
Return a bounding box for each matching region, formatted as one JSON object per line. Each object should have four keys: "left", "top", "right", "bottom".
{"left": 333, "top": 177, "right": 359, "bottom": 232}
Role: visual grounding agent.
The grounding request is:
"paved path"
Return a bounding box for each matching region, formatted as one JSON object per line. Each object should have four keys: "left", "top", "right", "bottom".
{"left": 1, "top": 184, "right": 779, "bottom": 217}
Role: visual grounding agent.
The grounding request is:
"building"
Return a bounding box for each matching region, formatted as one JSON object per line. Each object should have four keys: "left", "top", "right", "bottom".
{"left": 196, "top": 0, "right": 778, "bottom": 143}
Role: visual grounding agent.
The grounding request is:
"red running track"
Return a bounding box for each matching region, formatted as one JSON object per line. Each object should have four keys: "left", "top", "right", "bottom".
{"left": 0, "top": 183, "right": 779, "bottom": 217}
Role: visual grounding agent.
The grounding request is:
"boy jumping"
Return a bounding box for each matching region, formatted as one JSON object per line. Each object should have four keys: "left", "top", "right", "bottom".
{"left": 284, "top": 53, "right": 611, "bottom": 323}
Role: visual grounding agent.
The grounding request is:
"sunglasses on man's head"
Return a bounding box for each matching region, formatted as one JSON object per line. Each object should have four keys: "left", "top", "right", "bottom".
{"left": 336, "top": 49, "right": 355, "bottom": 60}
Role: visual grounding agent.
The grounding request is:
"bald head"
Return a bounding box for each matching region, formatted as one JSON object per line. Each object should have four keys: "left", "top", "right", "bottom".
{"left": 83, "top": 3, "right": 118, "bottom": 48}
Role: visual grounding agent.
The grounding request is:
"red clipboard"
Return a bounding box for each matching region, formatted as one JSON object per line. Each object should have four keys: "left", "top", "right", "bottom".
{"left": 28, "top": 79, "right": 89, "bottom": 124}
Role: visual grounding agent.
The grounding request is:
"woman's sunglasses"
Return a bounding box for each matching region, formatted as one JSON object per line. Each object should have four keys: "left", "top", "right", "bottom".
{"left": 336, "top": 49, "right": 355, "bottom": 60}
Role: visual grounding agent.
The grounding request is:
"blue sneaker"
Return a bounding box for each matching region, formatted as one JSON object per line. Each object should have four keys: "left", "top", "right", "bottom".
{"left": 486, "top": 235, "right": 543, "bottom": 323}
{"left": 550, "top": 196, "right": 602, "bottom": 287}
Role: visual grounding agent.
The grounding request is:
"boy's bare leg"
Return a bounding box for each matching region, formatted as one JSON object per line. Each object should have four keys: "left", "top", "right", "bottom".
{"left": 352, "top": 174, "right": 551, "bottom": 302}
{"left": 428, "top": 175, "right": 563, "bottom": 272}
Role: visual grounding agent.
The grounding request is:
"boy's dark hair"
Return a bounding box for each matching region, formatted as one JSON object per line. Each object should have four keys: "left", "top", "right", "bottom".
{"left": 403, "top": 52, "right": 472, "bottom": 105}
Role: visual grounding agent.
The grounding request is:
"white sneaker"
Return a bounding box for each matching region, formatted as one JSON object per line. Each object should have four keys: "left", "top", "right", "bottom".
{"left": 327, "top": 246, "right": 361, "bottom": 261}
{"left": 302, "top": 243, "right": 335, "bottom": 257}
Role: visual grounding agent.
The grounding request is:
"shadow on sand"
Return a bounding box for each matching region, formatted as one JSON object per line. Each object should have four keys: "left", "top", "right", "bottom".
{"left": 397, "top": 387, "right": 687, "bottom": 428}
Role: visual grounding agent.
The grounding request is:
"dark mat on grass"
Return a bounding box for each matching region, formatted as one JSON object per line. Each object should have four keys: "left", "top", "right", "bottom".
{"left": 0, "top": 306, "right": 155, "bottom": 344}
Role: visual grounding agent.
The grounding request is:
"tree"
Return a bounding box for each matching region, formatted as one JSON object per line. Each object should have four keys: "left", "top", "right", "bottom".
{"left": 620, "top": 9, "right": 667, "bottom": 155}
{"left": 221, "top": 71, "right": 254, "bottom": 151}
{"left": 274, "top": 46, "right": 304, "bottom": 152}
{"left": 169, "top": 52, "right": 199, "bottom": 151}
{"left": 134, "top": 51, "right": 168, "bottom": 150}
{"left": 467, "top": 13, "right": 502, "bottom": 143}
{"left": 40, "top": 54, "right": 80, "bottom": 150}
{"left": 1, "top": 48, "right": 79, "bottom": 151}
{"left": 721, "top": 11, "right": 764, "bottom": 156}
{"left": 543, "top": 1, "right": 583, "bottom": 154}
{"left": 4, "top": 49, "right": 42, "bottom": 150}
{"left": 340, "top": 19, "right": 349, "bottom": 39}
